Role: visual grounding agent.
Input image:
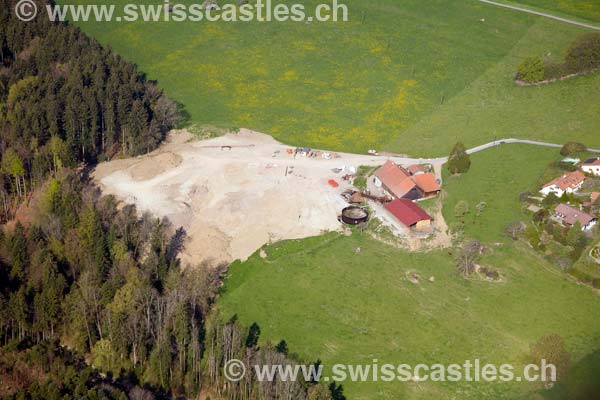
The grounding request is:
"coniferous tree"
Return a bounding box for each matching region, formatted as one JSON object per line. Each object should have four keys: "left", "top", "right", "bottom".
{"left": 447, "top": 142, "right": 471, "bottom": 174}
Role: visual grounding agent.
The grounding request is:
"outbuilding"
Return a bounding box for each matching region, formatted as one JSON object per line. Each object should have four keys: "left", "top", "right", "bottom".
{"left": 384, "top": 199, "right": 433, "bottom": 230}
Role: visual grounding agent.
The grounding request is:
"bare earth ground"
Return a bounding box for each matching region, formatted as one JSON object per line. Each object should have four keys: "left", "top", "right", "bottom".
{"left": 93, "top": 129, "right": 450, "bottom": 266}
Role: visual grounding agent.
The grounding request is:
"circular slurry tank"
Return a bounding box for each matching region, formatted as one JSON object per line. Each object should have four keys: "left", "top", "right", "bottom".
{"left": 341, "top": 206, "right": 369, "bottom": 225}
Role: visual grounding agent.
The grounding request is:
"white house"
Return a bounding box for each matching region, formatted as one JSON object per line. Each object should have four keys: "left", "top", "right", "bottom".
{"left": 582, "top": 158, "right": 600, "bottom": 176}
{"left": 540, "top": 171, "right": 586, "bottom": 197}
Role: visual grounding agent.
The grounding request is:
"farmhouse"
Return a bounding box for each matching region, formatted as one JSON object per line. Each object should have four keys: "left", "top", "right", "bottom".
{"left": 582, "top": 158, "right": 600, "bottom": 176}
{"left": 539, "top": 171, "right": 585, "bottom": 197}
{"left": 554, "top": 204, "right": 597, "bottom": 231}
{"left": 384, "top": 198, "right": 433, "bottom": 230}
{"left": 374, "top": 161, "right": 440, "bottom": 200}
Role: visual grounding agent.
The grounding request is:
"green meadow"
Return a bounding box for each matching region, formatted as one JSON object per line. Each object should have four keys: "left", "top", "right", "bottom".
{"left": 219, "top": 145, "right": 600, "bottom": 399}
{"left": 62, "top": 0, "right": 600, "bottom": 155}
{"left": 441, "top": 144, "right": 559, "bottom": 243}
{"left": 507, "top": 0, "right": 600, "bottom": 22}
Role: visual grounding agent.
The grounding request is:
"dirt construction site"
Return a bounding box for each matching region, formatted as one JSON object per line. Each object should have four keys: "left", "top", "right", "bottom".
{"left": 93, "top": 129, "right": 449, "bottom": 266}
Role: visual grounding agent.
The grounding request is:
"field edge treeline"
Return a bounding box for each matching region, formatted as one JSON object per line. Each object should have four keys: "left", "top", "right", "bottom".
{"left": 0, "top": 0, "right": 182, "bottom": 223}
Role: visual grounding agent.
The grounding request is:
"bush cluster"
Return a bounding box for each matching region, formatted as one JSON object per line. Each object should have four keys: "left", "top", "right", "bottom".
{"left": 516, "top": 33, "right": 600, "bottom": 83}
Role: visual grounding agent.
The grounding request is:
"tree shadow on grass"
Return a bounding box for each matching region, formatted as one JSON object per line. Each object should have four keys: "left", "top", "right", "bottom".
{"left": 540, "top": 349, "right": 600, "bottom": 400}
{"left": 175, "top": 101, "right": 192, "bottom": 129}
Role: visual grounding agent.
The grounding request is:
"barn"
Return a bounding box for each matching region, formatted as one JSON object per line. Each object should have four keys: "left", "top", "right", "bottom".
{"left": 384, "top": 199, "right": 433, "bottom": 230}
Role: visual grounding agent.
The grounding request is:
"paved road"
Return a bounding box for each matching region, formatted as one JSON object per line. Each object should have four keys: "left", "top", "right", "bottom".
{"left": 398, "top": 138, "right": 600, "bottom": 165}
{"left": 380, "top": 139, "right": 600, "bottom": 183}
{"left": 477, "top": 0, "right": 600, "bottom": 31}
{"left": 466, "top": 138, "right": 600, "bottom": 157}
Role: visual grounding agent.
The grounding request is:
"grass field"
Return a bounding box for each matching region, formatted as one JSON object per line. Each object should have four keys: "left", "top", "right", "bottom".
{"left": 505, "top": 0, "right": 600, "bottom": 22}
{"left": 218, "top": 145, "right": 600, "bottom": 399}
{"left": 219, "top": 239, "right": 600, "bottom": 400}
{"left": 62, "top": 0, "right": 600, "bottom": 155}
{"left": 441, "top": 143, "right": 560, "bottom": 243}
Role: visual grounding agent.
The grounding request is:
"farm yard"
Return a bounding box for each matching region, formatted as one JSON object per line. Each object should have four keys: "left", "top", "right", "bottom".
{"left": 61, "top": 0, "right": 600, "bottom": 155}
{"left": 93, "top": 129, "right": 447, "bottom": 265}
{"left": 218, "top": 144, "right": 600, "bottom": 400}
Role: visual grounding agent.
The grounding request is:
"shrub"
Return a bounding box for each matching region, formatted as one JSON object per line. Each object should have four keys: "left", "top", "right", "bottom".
{"left": 454, "top": 200, "right": 470, "bottom": 217}
{"left": 566, "top": 222, "right": 586, "bottom": 247}
{"left": 475, "top": 201, "right": 487, "bottom": 216}
{"left": 582, "top": 178, "right": 600, "bottom": 190}
{"left": 542, "top": 193, "right": 560, "bottom": 207}
{"left": 519, "top": 191, "right": 532, "bottom": 203}
{"left": 569, "top": 247, "right": 584, "bottom": 262}
{"left": 556, "top": 257, "right": 573, "bottom": 271}
{"left": 568, "top": 267, "right": 592, "bottom": 283}
{"left": 505, "top": 221, "right": 525, "bottom": 240}
{"left": 517, "top": 56, "right": 546, "bottom": 83}
{"left": 455, "top": 241, "right": 481, "bottom": 278}
{"left": 544, "top": 61, "right": 568, "bottom": 80}
{"left": 353, "top": 176, "right": 367, "bottom": 191}
{"left": 565, "top": 32, "right": 600, "bottom": 74}
{"left": 553, "top": 160, "right": 578, "bottom": 172}
{"left": 532, "top": 209, "right": 548, "bottom": 224}
{"left": 524, "top": 226, "right": 541, "bottom": 248}
{"left": 544, "top": 220, "right": 554, "bottom": 235}
{"left": 560, "top": 141, "right": 587, "bottom": 156}
{"left": 479, "top": 266, "right": 500, "bottom": 280}
{"left": 517, "top": 33, "right": 600, "bottom": 84}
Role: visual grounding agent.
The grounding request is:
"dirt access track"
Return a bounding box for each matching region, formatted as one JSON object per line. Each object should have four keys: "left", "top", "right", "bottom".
{"left": 93, "top": 129, "right": 438, "bottom": 266}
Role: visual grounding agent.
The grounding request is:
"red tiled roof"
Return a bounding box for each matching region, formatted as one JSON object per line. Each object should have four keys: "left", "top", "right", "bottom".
{"left": 413, "top": 173, "right": 440, "bottom": 193}
{"left": 375, "top": 161, "right": 413, "bottom": 198}
{"left": 395, "top": 179, "right": 417, "bottom": 198}
{"left": 384, "top": 199, "right": 433, "bottom": 227}
{"left": 555, "top": 204, "right": 595, "bottom": 226}
{"left": 591, "top": 192, "right": 600, "bottom": 204}
{"left": 407, "top": 165, "right": 425, "bottom": 175}
{"left": 376, "top": 162, "right": 441, "bottom": 198}
{"left": 583, "top": 158, "right": 600, "bottom": 166}
{"left": 543, "top": 171, "right": 585, "bottom": 191}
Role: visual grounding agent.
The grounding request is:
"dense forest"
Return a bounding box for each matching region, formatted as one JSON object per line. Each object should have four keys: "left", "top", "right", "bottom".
{"left": 0, "top": 172, "right": 339, "bottom": 399}
{"left": 0, "top": 0, "right": 180, "bottom": 222}
{"left": 0, "top": 172, "right": 217, "bottom": 397}
{"left": 0, "top": 1, "right": 341, "bottom": 399}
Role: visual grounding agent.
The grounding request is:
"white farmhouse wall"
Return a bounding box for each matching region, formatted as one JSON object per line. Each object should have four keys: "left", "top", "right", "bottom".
{"left": 584, "top": 220, "right": 597, "bottom": 231}
{"left": 583, "top": 165, "right": 600, "bottom": 176}
{"left": 540, "top": 185, "right": 564, "bottom": 197}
